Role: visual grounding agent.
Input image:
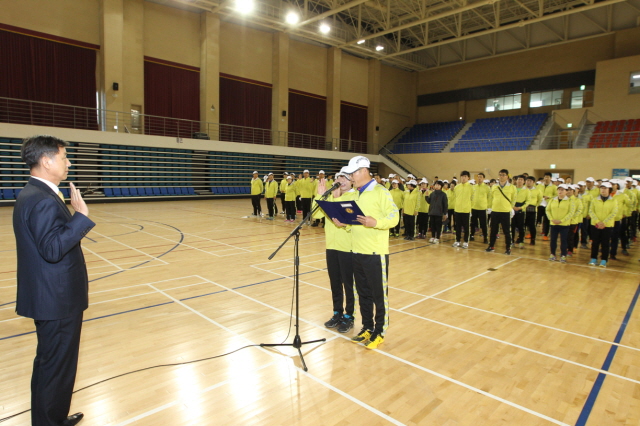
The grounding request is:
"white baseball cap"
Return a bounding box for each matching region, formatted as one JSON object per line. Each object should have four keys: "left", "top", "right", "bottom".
{"left": 578, "top": 181, "right": 586, "bottom": 186}
{"left": 420, "top": 178, "right": 428, "bottom": 184}
{"left": 469, "top": 179, "right": 476, "bottom": 184}
{"left": 253, "top": 171, "right": 258, "bottom": 174}
{"left": 558, "top": 178, "right": 565, "bottom": 183}
{"left": 388, "top": 174, "right": 395, "bottom": 178}
{"left": 484, "top": 179, "right": 489, "bottom": 184}
{"left": 625, "top": 177, "right": 633, "bottom": 182}
{"left": 601, "top": 182, "right": 612, "bottom": 188}
{"left": 443, "top": 179, "right": 449, "bottom": 183}
{"left": 341, "top": 155, "right": 370, "bottom": 174}
{"left": 268, "top": 172, "right": 273, "bottom": 175}
{"left": 408, "top": 180, "right": 418, "bottom": 186}
{"left": 558, "top": 184, "right": 569, "bottom": 190}
{"left": 319, "top": 170, "right": 325, "bottom": 174}
{"left": 586, "top": 177, "right": 595, "bottom": 182}
{"left": 286, "top": 175, "right": 292, "bottom": 180}
{"left": 303, "top": 169, "right": 309, "bottom": 173}
{"left": 392, "top": 179, "right": 399, "bottom": 184}
{"left": 633, "top": 180, "right": 639, "bottom": 185}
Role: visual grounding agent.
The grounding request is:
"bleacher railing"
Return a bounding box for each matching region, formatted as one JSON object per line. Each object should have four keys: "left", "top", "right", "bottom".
{"left": 379, "top": 146, "right": 426, "bottom": 178}
{"left": 0, "top": 97, "right": 367, "bottom": 153}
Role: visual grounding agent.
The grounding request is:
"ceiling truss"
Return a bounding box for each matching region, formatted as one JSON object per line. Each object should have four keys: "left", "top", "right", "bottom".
{"left": 163, "top": 0, "right": 640, "bottom": 71}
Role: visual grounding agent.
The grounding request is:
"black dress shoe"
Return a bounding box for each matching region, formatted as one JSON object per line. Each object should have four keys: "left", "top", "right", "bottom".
{"left": 63, "top": 413, "right": 84, "bottom": 426}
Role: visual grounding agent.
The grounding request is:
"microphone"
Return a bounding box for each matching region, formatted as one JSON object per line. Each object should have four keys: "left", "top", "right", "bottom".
{"left": 320, "top": 181, "right": 341, "bottom": 198}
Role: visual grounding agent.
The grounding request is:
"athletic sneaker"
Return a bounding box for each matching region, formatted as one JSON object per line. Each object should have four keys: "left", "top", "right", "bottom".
{"left": 485, "top": 247, "right": 495, "bottom": 252}
{"left": 337, "top": 315, "right": 354, "bottom": 333}
{"left": 588, "top": 258, "right": 597, "bottom": 266}
{"left": 600, "top": 260, "right": 607, "bottom": 268}
{"left": 351, "top": 328, "right": 372, "bottom": 343}
{"left": 429, "top": 237, "right": 435, "bottom": 243}
{"left": 433, "top": 239, "right": 439, "bottom": 244}
{"left": 505, "top": 250, "right": 511, "bottom": 255}
{"left": 560, "top": 256, "right": 567, "bottom": 263}
{"left": 518, "top": 243, "right": 524, "bottom": 249}
{"left": 549, "top": 254, "right": 556, "bottom": 261}
{"left": 324, "top": 312, "right": 342, "bottom": 328}
{"left": 462, "top": 242, "right": 469, "bottom": 249}
{"left": 364, "top": 332, "right": 384, "bottom": 349}
{"left": 452, "top": 241, "right": 460, "bottom": 247}
{"left": 580, "top": 244, "right": 589, "bottom": 249}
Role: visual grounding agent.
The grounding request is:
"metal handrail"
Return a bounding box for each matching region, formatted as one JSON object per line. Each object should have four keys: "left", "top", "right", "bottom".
{"left": 0, "top": 97, "right": 368, "bottom": 153}
{"left": 378, "top": 146, "right": 426, "bottom": 178}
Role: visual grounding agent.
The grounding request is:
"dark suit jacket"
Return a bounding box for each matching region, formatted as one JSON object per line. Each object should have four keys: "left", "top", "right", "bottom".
{"left": 13, "top": 178, "right": 95, "bottom": 320}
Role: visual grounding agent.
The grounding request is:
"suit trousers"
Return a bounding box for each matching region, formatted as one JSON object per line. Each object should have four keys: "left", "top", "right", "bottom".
{"left": 326, "top": 249, "right": 355, "bottom": 317}
{"left": 32, "top": 312, "right": 83, "bottom": 426}
{"left": 353, "top": 253, "right": 389, "bottom": 335}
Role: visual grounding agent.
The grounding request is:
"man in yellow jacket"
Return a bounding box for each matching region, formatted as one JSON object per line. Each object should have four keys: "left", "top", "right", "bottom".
{"left": 588, "top": 182, "right": 618, "bottom": 267}
{"left": 264, "top": 173, "right": 279, "bottom": 220}
{"left": 471, "top": 172, "right": 490, "bottom": 244}
{"left": 333, "top": 155, "right": 399, "bottom": 350}
{"left": 250, "top": 171, "right": 263, "bottom": 217}
{"left": 453, "top": 171, "right": 474, "bottom": 248}
{"left": 537, "top": 172, "right": 558, "bottom": 239}
{"left": 545, "top": 183, "right": 575, "bottom": 262}
{"left": 524, "top": 176, "right": 542, "bottom": 245}
{"left": 486, "top": 169, "right": 517, "bottom": 255}
{"left": 511, "top": 175, "right": 530, "bottom": 249}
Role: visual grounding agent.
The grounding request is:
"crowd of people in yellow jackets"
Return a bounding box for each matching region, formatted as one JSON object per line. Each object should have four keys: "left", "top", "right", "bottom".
{"left": 251, "top": 168, "right": 639, "bottom": 269}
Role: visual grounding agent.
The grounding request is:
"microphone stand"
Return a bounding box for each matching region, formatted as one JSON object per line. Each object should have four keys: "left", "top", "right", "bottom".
{"left": 260, "top": 184, "right": 338, "bottom": 371}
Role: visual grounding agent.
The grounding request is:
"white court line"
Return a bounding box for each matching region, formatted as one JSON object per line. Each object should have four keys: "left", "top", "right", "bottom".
{"left": 116, "top": 223, "right": 221, "bottom": 258}
{"left": 248, "top": 258, "right": 640, "bottom": 386}
{"left": 398, "top": 257, "right": 521, "bottom": 311}
{"left": 82, "top": 246, "right": 124, "bottom": 271}
{"left": 191, "top": 275, "right": 568, "bottom": 425}
{"left": 89, "top": 275, "right": 205, "bottom": 295}
{"left": 125, "top": 282, "right": 402, "bottom": 426}
{"left": 90, "top": 230, "right": 168, "bottom": 265}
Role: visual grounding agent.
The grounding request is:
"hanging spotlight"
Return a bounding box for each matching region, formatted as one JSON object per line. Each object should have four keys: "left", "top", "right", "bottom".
{"left": 375, "top": 45, "right": 384, "bottom": 51}
{"left": 357, "top": 39, "right": 365, "bottom": 44}
{"left": 319, "top": 23, "right": 330, "bottom": 34}
{"left": 285, "top": 11, "right": 299, "bottom": 24}
{"left": 235, "top": 0, "right": 254, "bottom": 14}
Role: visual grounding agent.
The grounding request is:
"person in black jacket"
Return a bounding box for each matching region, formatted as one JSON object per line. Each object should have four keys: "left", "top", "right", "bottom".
{"left": 427, "top": 180, "right": 448, "bottom": 243}
{"left": 13, "top": 135, "right": 95, "bottom": 426}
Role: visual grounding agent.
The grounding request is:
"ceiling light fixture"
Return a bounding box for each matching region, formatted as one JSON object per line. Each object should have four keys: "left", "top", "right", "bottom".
{"left": 375, "top": 45, "right": 384, "bottom": 51}
{"left": 285, "top": 11, "right": 299, "bottom": 25}
{"left": 319, "top": 23, "right": 330, "bottom": 34}
{"left": 235, "top": 0, "right": 254, "bottom": 14}
{"left": 357, "top": 39, "right": 365, "bottom": 44}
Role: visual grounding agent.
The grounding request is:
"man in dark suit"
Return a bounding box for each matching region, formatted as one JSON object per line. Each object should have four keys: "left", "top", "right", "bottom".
{"left": 13, "top": 135, "right": 95, "bottom": 426}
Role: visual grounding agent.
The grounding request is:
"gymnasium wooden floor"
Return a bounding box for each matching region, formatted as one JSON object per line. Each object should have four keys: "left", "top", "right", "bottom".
{"left": 1, "top": 198, "right": 640, "bottom": 426}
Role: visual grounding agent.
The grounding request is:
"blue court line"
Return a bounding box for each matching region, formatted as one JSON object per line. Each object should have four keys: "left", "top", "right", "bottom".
{"left": 0, "top": 301, "right": 15, "bottom": 307}
{"left": 574, "top": 282, "right": 640, "bottom": 426}
{"left": 84, "top": 301, "right": 175, "bottom": 323}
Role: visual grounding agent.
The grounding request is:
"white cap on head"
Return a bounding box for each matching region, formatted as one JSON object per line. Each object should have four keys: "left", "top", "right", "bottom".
{"left": 286, "top": 175, "right": 292, "bottom": 180}
{"left": 558, "top": 184, "right": 569, "bottom": 190}
{"left": 303, "top": 169, "right": 309, "bottom": 173}
{"left": 633, "top": 180, "right": 639, "bottom": 185}
{"left": 389, "top": 173, "right": 395, "bottom": 178}
{"left": 469, "top": 179, "right": 476, "bottom": 184}
{"left": 602, "top": 178, "right": 609, "bottom": 182}
{"left": 578, "top": 181, "right": 586, "bottom": 186}
{"left": 253, "top": 171, "right": 258, "bottom": 174}
{"left": 594, "top": 181, "right": 600, "bottom": 186}
{"left": 407, "top": 174, "right": 415, "bottom": 178}
{"left": 283, "top": 172, "right": 289, "bottom": 175}
{"left": 408, "top": 180, "right": 418, "bottom": 186}
{"left": 319, "top": 170, "right": 325, "bottom": 174}
{"left": 341, "top": 155, "right": 370, "bottom": 174}
{"left": 443, "top": 179, "right": 449, "bottom": 183}
{"left": 586, "top": 177, "right": 595, "bottom": 182}
{"left": 601, "top": 182, "right": 612, "bottom": 188}
{"left": 625, "top": 176, "right": 633, "bottom": 182}
{"left": 572, "top": 184, "right": 580, "bottom": 190}
{"left": 484, "top": 179, "right": 489, "bottom": 184}
{"left": 558, "top": 178, "right": 565, "bottom": 183}
{"left": 420, "top": 178, "right": 428, "bottom": 184}
{"left": 268, "top": 172, "right": 273, "bottom": 175}
{"left": 392, "top": 179, "right": 399, "bottom": 184}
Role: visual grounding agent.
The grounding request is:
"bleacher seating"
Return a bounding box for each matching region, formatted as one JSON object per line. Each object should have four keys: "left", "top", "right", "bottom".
{"left": 392, "top": 120, "right": 466, "bottom": 153}
{"left": 1, "top": 137, "right": 352, "bottom": 201}
{"left": 588, "top": 119, "right": 640, "bottom": 148}
{"left": 450, "top": 113, "right": 547, "bottom": 152}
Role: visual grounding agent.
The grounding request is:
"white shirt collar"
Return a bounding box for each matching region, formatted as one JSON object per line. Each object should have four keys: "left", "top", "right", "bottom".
{"left": 32, "top": 176, "right": 59, "bottom": 195}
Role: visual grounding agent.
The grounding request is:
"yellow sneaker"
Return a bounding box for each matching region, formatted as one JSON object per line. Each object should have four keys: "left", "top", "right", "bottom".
{"left": 364, "top": 332, "right": 384, "bottom": 349}
{"left": 351, "top": 328, "right": 372, "bottom": 343}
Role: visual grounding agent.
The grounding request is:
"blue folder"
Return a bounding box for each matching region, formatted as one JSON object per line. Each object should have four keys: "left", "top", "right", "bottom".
{"left": 316, "top": 200, "right": 365, "bottom": 225}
